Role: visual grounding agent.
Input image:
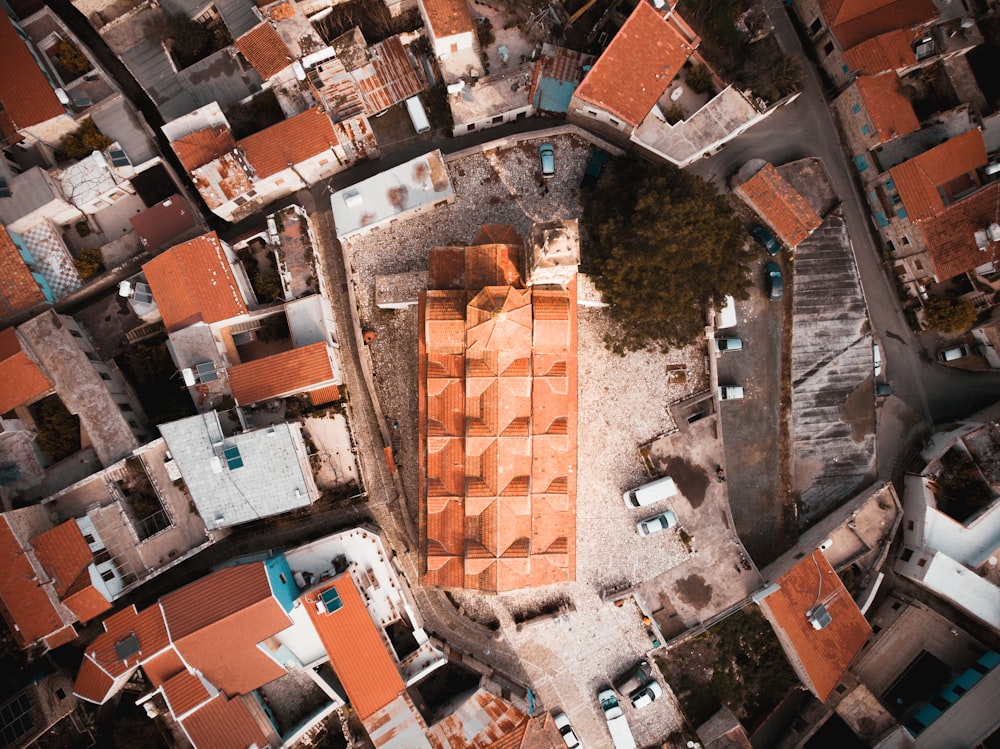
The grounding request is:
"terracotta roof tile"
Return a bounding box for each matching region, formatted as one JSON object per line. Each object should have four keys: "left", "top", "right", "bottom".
{"left": 141, "top": 646, "right": 185, "bottom": 688}
{"left": 228, "top": 341, "right": 336, "bottom": 405}
{"left": 758, "top": 551, "right": 871, "bottom": 701}
{"left": 421, "top": 0, "right": 475, "bottom": 38}
{"left": 854, "top": 74, "right": 919, "bottom": 143}
{"left": 43, "top": 625, "right": 78, "bottom": 650}
{"left": 172, "top": 127, "right": 238, "bottom": 172}
{"left": 0, "top": 14, "right": 65, "bottom": 138}
{"left": 739, "top": 164, "right": 823, "bottom": 247}
{"left": 304, "top": 575, "right": 404, "bottom": 720}
{"left": 85, "top": 604, "right": 170, "bottom": 681}
{"left": 573, "top": 1, "right": 697, "bottom": 128}
{"left": 821, "top": 0, "right": 937, "bottom": 49}
{"left": 0, "top": 517, "right": 64, "bottom": 648}
{"left": 488, "top": 712, "right": 564, "bottom": 749}
{"left": 160, "top": 562, "right": 290, "bottom": 695}
{"left": 922, "top": 183, "right": 1000, "bottom": 281}
{"left": 142, "top": 232, "right": 248, "bottom": 332}
{"left": 353, "top": 35, "right": 426, "bottom": 114}
{"left": 0, "top": 327, "right": 52, "bottom": 413}
{"left": 31, "top": 519, "right": 92, "bottom": 597}
{"left": 889, "top": 129, "right": 987, "bottom": 221}
{"left": 162, "top": 670, "right": 212, "bottom": 717}
{"left": 309, "top": 383, "right": 341, "bottom": 406}
{"left": 61, "top": 570, "right": 112, "bottom": 622}
{"left": 235, "top": 23, "right": 292, "bottom": 81}
{"left": 0, "top": 227, "right": 46, "bottom": 322}
{"left": 239, "top": 107, "right": 339, "bottom": 180}
{"left": 180, "top": 694, "right": 271, "bottom": 749}
{"left": 843, "top": 29, "right": 916, "bottom": 75}
{"left": 73, "top": 654, "right": 116, "bottom": 703}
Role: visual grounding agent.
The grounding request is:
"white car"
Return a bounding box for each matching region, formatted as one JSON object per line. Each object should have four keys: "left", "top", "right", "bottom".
{"left": 552, "top": 711, "right": 581, "bottom": 749}
{"left": 873, "top": 342, "right": 882, "bottom": 377}
{"left": 716, "top": 337, "right": 743, "bottom": 353}
{"left": 636, "top": 511, "right": 677, "bottom": 537}
{"left": 629, "top": 680, "right": 663, "bottom": 709}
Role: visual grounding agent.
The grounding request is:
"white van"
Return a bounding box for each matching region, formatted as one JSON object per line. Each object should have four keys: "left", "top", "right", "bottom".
{"left": 405, "top": 95, "right": 430, "bottom": 134}
{"left": 718, "top": 385, "right": 744, "bottom": 400}
{"left": 716, "top": 295, "right": 737, "bottom": 330}
{"left": 622, "top": 475, "right": 678, "bottom": 508}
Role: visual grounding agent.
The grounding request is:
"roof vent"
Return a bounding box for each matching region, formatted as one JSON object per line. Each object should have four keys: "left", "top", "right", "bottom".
{"left": 988, "top": 223, "right": 1000, "bottom": 242}
{"left": 975, "top": 230, "right": 989, "bottom": 250}
{"left": 344, "top": 190, "right": 362, "bottom": 208}
{"left": 114, "top": 633, "right": 140, "bottom": 661}
{"left": 807, "top": 604, "right": 833, "bottom": 630}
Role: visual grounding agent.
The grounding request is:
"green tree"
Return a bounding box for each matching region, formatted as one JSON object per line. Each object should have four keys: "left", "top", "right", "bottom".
{"left": 33, "top": 396, "right": 81, "bottom": 463}
{"left": 923, "top": 293, "right": 977, "bottom": 332}
{"left": 582, "top": 156, "right": 753, "bottom": 353}
{"left": 54, "top": 38, "right": 93, "bottom": 78}
{"left": 60, "top": 118, "right": 113, "bottom": 159}
{"left": 685, "top": 62, "right": 713, "bottom": 94}
{"left": 73, "top": 247, "right": 103, "bottom": 279}
{"left": 168, "top": 15, "right": 212, "bottom": 68}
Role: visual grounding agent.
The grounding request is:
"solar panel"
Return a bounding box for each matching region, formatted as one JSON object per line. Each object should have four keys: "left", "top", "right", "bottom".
{"left": 320, "top": 587, "right": 342, "bottom": 613}
{"left": 223, "top": 446, "right": 243, "bottom": 470}
{"left": 114, "top": 633, "right": 141, "bottom": 660}
{"left": 133, "top": 282, "right": 153, "bottom": 304}
{"left": 108, "top": 148, "right": 130, "bottom": 167}
{"left": 195, "top": 362, "right": 219, "bottom": 383}
{"left": 0, "top": 692, "right": 33, "bottom": 744}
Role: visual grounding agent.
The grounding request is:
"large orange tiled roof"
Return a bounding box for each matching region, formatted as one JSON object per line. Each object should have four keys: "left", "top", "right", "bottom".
{"left": 573, "top": 1, "right": 697, "bottom": 128}
{"left": 0, "top": 227, "right": 45, "bottom": 322}
{"left": 758, "top": 550, "right": 871, "bottom": 701}
{"left": 740, "top": 164, "right": 822, "bottom": 248}
{"left": 889, "top": 129, "right": 987, "bottom": 222}
{"left": 172, "top": 126, "right": 238, "bottom": 172}
{"left": 0, "top": 516, "right": 65, "bottom": 648}
{"left": 854, "top": 74, "right": 919, "bottom": 143}
{"left": 843, "top": 29, "right": 915, "bottom": 75}
{"left": 819, "top": 0, "right": 936, "bottom": 49}
{"left": 235, "top": 23, "right": 292, "bottom": 81}
{"left": 160, "top": 562, "right": 290, "bottom": 696}
{"left": 421, "top": 0, "right": 474, "bottom": 38}
{"left": 31, "top": 519, "right": 92, "bottom": 597}
{"left": 0, "top": 14, "right": 65, "bottom": 140}
{"left": 142, "top": 232, "right": 248, "bottom": 332}
{"left": 419, "top": 229, "right": 577, "bottom": 592}
{"left": 85, "top": 604, "right": 170, "bottom": 680}
{"left": 239, "top": 107, "right": 339, "bottom": 179}
{"left": 922, "top": 182, "right": 1000, "bottom": 281}
{"left": 227, "top": 341, "right": 335, "bottom": 405}
{"left": 0, "top": 326, "right": 52, "bottom": 413}
{"left": 73, "top": 655, "right": 116, "bottom": 703}
{"left": 304, "top": 575, "right": 404, "bottom": 720}
{"left": 180, "top": 694, "right": 271, "bottom": 749}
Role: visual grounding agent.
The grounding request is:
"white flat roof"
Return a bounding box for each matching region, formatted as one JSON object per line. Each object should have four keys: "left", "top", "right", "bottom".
{"left": 330, "top": 150, "right": 453, "bottom": 238}
{"left": 921, "top": 551, "right": 1000, "bottom": 630}
{"left": 158, "top": 412, "right": 316, "bottom": 528}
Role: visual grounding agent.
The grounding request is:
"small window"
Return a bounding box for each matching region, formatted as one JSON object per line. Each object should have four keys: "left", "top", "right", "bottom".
{"left": 83, "top": 533, "right": 95, "bottom": 544}
{"left": 902, "top": 236, "right": 910, "bottom": 245}
{"left": 467, "top": 124, "right": 475, "bottom": 131}
{"left": 852, "top": 103, "right": 860, "bottom": 114}
{"left": 861, "top": 124, "right": 871, "bottom": 135}
{"left": 906, "top": 520, "right": 914, "bottom": 531}
{"left": 900, "top": 549, "right": 913, "bottom": 562}
{"left": 119, "top": 403, "right": 132, "bottom": 412}
{"left": 101, "top": 569, "right": 115, "bottom": 582}
{"left": 810, "top": 18, "right": 822, "bottom": 34}
{"left": 100, "top": 372, "right": 111, "bottom": 381}
{"left": 836, "top": 684, "right": 848, "bottom": 694}
{"left": 842, "top": 64, "right": 849, "bottom": 73}
{"left": 872, "top": 624, "right": 882, "bottom": 633}
{"left": 917, "top": 558, "right": 927, "bottom": 567}
{"left": 824, "top": 41, "right": 834, "bottom": 55}
{"left": 794, "top": 552, "right": 806, "bottom": 559}
{"left": 915, "top": 259, "right": 923, "bottom": 270}
{"left": 234, "top": 196, "right": 247, "bottom": 206}
{"left": 70, "top": 329, "right": 82, "bottom": 338}
{"left": 492, "top": 115, "right": 503, "bottom": 124}
{"left": 279, "top": 573, "right": 287, "bottom": 584}
{"left": 610, "top": 118, "right": 620, "bottom": 126}
{"left": 891, "top": 600, "right": 902, "bottom": 610}
{"left": 56, "top": 688, "right": 66, "bottom": 699}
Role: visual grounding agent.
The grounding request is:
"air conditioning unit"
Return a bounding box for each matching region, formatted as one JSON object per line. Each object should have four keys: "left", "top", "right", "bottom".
{"left": 807, "top": 604, "right": 833, "bottom": 630}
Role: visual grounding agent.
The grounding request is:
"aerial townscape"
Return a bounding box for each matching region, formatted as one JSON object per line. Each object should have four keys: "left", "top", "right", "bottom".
{"left": 2, "top": 0, "right": 1000, "bottom": 745}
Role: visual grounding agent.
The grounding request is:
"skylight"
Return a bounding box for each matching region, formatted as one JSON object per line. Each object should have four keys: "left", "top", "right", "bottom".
{"left": 223, "top": 446, "right": 244, "bottom": 470}
{"left": 320, "top": 586, "right": 342, "bottom": 613}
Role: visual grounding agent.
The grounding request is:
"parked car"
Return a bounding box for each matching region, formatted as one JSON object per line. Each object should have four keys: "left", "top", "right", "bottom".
{"left": 614, "top": 661, "right": 653, "bottom": 696}
{"left": 873, "top": 343, "right": 882, "bottom": 376}
{"left": 765, "top": 261, "right": 783, "bottom": 301}
{"left": 629, "top": 680, "right": 663, "bottom": 709}
{"left": 581, "top": 149, "right": 608, "bottom": 189}
{"left": 636, "top": 511, "right": 678, "bottom": 537}
{"left": 716, "top": 294, "right": 737, "bottom": 329}
{"left": 718, "top": 385, "right": 744, "bottom": 400}
{"left": 750, "top": 224, "right": 780, "bottom": 255}
{"left": 938, "top": 344, "right": 971, "bottom": 362}
{"left": 552, "top": 711, "right": 581, "bottom": 749}
{"left": 716, "top": 337, "right": 743, "bottom": 352}
{"left": 622, "top": 476, "right": 678, "bottom": 508}
{"left": 539, "top": 143, "right": 555, "bottom": 179}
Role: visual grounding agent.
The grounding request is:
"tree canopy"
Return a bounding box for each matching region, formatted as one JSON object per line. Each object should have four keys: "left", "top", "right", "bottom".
{"left": 922, "top": 292, "right": 977, "bottom": 333}
{"left": 582, "top": 156, "right": 753, "bottom": 354}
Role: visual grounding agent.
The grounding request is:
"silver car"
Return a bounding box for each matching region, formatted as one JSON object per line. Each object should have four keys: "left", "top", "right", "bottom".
{"left": 636, "top": 511, "right": 677, "bottom": 537}
{"left": 552, "top": 711, "right": 581, "bottom": 748}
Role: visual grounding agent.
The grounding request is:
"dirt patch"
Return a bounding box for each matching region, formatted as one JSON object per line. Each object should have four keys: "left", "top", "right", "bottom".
{"left": 662, "top": 456, "right": 710, "bottom": 509}
{"left": 839, "top": 377, "right": 876, "bottom": 443}
{"left": 674, "top": 574, "right": 713, "bottom": 607}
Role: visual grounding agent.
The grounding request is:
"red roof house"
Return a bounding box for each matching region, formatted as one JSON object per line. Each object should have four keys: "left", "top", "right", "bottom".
{"left": 0, "top": 227, "right": 47, "bottom": 324}
{"left": 234, "top": 23, "right": 292, "bottom": 81}
{"left": 0, "top": 13, "right": 66, "bottom": 144}
{"left": 738, "top": 163, "right": 823, "bottom": 248}
{"left": 921, "top": 182, "right": 1000, "bottom": 281}
{"left": 854, "top": 73, "right": 920, "bottom": 143}
{"left": 572, "top": 1, "right": 698, "bottom": 129}
{"left": 0, "top": 326, "right": 52, "bottom": 414}
{"left": 142, "top": 232, "right": 249, "bottom": 332}
{"left": 31, "top": 519, "right": 111, "bottom": 622}
{"left": 757, "top": 550, "right": 871, "bottom": 701}
{"left": 817, "top": 0, "right": 936, "bottom": 50}
{"left": 239, "top": 107, "right": 341, "bottom": 180}
{"left": 889, "top": 129, "right": 987, "bottom": 222}
{"left": 843, "top": 29, "right": 916, "bottom": 75}
{"left": 226, "top": 341, "right": 339, "bottom": 406}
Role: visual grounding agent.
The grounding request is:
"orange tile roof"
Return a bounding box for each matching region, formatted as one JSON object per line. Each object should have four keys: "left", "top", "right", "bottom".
{"left": 488, "top": 712, "right": 564, "bottom": 749}
{"left": 922, "top": 182, "right": 1000, "bottom": 281}
{"left": 843, "top": 29, "right": 915, "bottom": 75}
{"left": 31, "top": 519, "right": 92, "bottom": 597}
{"left": 142, "top": 232, "right": 248, "bottom": 332}
{"left": 0, "top": 227, "right": 46, "bottom": 322}
{"left": 73, "top": 654, "right": 116, "bottom": 703}
{"left": 141, "top": 645, "right": 185, "bottom": 688}
{"left": 854, "top": 74, "right": 919, "bottom": 143}
{"left": 309, "top": 383, "right": 341, "bottom": 406}
{"left": 180, "top": 694, "right": 271, "bottom": 749}
{"left": 420, "top": 230, "right": 577, "bottom": 592}
{"left": 0, "top": 14, "right": 65, "bottom": 139}
{"left": 428, "top": 690, "right": 535, "bottom": 748}
{"left": 758, "top": 551, "right": 871, "bottom": 701}
{"left": 304, "top": 575, "right": 404, "bottom": 720}
{"left": 235, "top": 23, "right": 292, "bottom": 81}
{"left": 160, "top": 562, "right": 290, "bottom": 696}
{"left": 889, "top": 129, "right": 987, "bottom": 222}
{"left": 739, "top": 164, "right": 822, "bottom": 247}
{"left": 84, "top": 604, "right": 170, "bottom": 682}
{"left": 162, "top": 670, "right": 212, "bottom": 717}
{"left": 0, "top": 517, "right": 65, "bottom": 648}
{"left": 819, "top": 0, "right": 936, "bottom": 50}
{"left": 573, "top": 1, "right": 697, "bottom": 128}
{"left": 172, "top": 126, "right": 238, "bottom": 172}
{"left": 239, "top": 107, "right": 340, "bottom": 180}
{"left": 61, "top": 570, "right": 112, "bottom": 623}
{"left": 227, "top": 341, "right": 335, "bottom": 405}
{"left": 44, "top": 625, "right": 78, "bottom": 650}
{"left": 0, "top": 326, "right": 52, "bottom": 413}
{"left": 421, "top": 0, "right": 475, "bottom": 38}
